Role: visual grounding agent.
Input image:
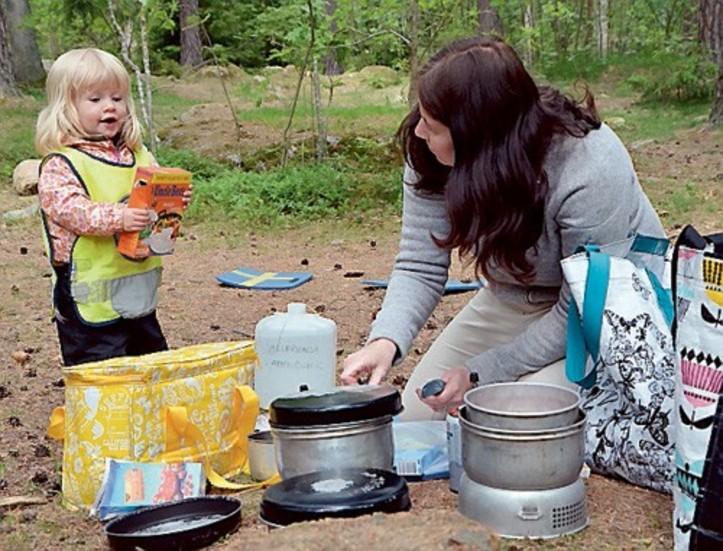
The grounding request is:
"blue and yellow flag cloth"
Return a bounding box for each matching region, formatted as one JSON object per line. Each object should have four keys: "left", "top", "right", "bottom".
{"left": 216, "top": 267, "right": 313, "bottom": 290}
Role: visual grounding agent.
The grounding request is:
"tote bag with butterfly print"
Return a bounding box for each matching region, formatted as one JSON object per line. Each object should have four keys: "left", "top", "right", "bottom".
{"left": 562, "top": 234, "right": 676, "bottom": 494}
{"left": 671, "top": 225, "right": 723, "bottom": 550}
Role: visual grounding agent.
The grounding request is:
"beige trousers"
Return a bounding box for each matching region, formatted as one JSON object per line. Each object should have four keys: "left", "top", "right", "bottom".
{"left": 398, "top": 287, "right": 577, "bottom": 421}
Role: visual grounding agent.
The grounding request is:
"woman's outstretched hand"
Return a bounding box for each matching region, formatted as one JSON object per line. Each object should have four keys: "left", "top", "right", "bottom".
{"left": 416, "top": 366, "right": 475, "bottom": 413}
{"left": 341, "top": 338, "right": 397, "bottom": 386}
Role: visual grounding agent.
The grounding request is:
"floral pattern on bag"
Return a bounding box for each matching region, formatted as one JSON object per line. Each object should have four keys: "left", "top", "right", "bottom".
{"left": 581, "top": 308, "right": 676, "bottom": 493}
{"left": 672, "top": 226, "right": 723, "bottom": 550}
{"left": 562, "top": 238, "right": 676, "bottom": 495}
{"left": 48, "top": 341, "right": 257, "bottom": 511}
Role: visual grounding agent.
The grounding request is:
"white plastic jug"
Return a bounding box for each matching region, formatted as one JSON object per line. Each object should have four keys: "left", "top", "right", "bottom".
{"left": 253, "top": 302, "right": 337, "bottom": 409}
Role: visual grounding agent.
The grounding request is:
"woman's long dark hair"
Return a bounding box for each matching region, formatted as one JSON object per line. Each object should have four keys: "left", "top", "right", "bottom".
{"left": 398, "top": 37, "right": 600, "bottom": 283}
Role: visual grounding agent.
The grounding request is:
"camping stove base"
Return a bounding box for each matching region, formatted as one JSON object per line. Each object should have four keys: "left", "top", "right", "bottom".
{"left": 458, "top": 473, "right": 588, "bottom": 539}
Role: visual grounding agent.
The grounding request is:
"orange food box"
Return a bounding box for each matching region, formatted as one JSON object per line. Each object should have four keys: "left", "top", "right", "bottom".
{"left": 116, "top": 166, "right": 192, "bottom": 259}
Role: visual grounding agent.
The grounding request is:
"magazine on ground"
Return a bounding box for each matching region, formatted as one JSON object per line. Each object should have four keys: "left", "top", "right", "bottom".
{"left": 392, "top": 420, "right": 449, "bottom": 480}
{"left": 90, "top": 459, "right": 206, "bottom": 521}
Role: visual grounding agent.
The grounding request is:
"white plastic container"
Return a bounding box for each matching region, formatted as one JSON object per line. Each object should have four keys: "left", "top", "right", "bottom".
{"left": 254, "top": 303, "right": 337, "bottom": 408}
{"left": 447, "top": 412, "right": 462, "bottom": 493}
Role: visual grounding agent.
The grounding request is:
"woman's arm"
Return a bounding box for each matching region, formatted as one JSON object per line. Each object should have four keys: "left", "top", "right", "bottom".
{"left": 366, "top": 165, "right": 452, "bottom": 360}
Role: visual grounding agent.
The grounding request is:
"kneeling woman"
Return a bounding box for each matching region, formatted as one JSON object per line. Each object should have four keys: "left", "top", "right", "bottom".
{"left": 341, "top": 37, "right": 665, "bottom": 421}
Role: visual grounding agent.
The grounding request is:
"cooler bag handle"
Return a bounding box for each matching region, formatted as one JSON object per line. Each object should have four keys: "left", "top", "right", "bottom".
{"left": 47, "top": 406, "right": 65, "bottom": 441}
{"left": 45, "top": 370, "right": 151, "bottom": 441}
{"left": 163, "top": 385, "right": 279, "bottom": 490}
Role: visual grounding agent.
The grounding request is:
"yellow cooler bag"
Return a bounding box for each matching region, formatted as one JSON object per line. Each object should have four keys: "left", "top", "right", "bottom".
{"left": 47, "top": 341, "right": 259, "bottom": 511}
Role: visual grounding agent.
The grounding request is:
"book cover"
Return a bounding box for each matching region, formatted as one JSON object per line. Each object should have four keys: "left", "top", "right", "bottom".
{"left": 91, "top": 459, "right": 205, "bottom": 520}
{"left": 116, "top": 166, "right": 192, "bottom": 259}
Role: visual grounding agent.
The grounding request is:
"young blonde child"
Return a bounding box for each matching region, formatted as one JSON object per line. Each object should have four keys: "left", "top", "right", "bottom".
{"left": 36, "top": 48, "right": 189, "bottom": 366}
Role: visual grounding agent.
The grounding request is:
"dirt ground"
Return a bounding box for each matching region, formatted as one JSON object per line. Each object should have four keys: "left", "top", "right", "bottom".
{"left": 0, "top": 217, "right": 677, "bottom": 550}
{"left": 1, "top": 70, "right": 721, "bottom": 550}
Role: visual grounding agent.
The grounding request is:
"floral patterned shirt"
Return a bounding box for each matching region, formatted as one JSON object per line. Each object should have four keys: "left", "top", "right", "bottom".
{"left": 38, "top": 139, "right": 153, "bottom": 264}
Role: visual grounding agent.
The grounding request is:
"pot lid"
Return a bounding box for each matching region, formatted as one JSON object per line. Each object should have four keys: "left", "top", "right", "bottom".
{"left": 104, "top": 496, "right": 241, "bottom": 551}
{"left": 259, "top": 468, "right": 410, "bottom": 526}
{"left": 269, "top": 384, "right": 402, "bottom": 426}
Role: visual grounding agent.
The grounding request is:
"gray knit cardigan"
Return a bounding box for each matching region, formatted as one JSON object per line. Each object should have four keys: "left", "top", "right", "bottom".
{"left": 367, "top": 124, "right": 666, "bottom": 384}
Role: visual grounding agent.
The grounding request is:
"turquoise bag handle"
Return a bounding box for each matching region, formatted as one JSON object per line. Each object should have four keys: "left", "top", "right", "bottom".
{"left": 565, "top": 237, "right": 674, "bottom": 390}
{"left": 632, "top": 234, "right": 674, "bottom": 326}
{"left": 631, "top": 234, "right": 670, "bottom": 256}
{"left": 566, "top": 246, "right": 608, "bottom": 389}
{"left": 646, "top": 268, "right": 674, "bottom": 327}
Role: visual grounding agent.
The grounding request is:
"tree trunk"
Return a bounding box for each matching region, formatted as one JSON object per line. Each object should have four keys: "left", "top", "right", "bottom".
{"left": 583, "top": 0, "right": 595, "bottom": 51}
{"left": 407, "top": 0, "right": 420, "bottom": 107}
{"left": 597, "top": 0, "right": 609, "bottom": 58}
{"left": 522, "top": 2, "right": 534, "bottom": 66}
{"left": 700, "top": 0, "right": 723, "bottom": 125}
{"left": 477, "top": 0, "right": 504, "bottom": 36}
{"left": 179, "top": 0, "right": 203, "bottom": 67}
{"left": 3, "top": 0, "right": 44, "bottom": 85}
{"left": 312, "top": 57, "right": 327, "bottom": 160}
{"left": 0, "top": 3, "right": 20, "bottom": 96}
{"left": 323, "top": 0, "right": 343, "bottom": 75}
{"left": 107, "top": 0, "right": 157, "bottom": 153}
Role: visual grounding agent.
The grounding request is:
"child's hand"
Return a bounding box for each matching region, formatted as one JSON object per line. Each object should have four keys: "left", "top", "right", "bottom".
{"left": 122, "top": 208, "right": 152, "bottom": 232}
{"left": 183, "top": 184, "right": 193, "bottom": 208}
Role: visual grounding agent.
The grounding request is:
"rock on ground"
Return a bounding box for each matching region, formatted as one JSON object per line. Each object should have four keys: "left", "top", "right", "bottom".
{"left": 13, "top": 159, "right": 41, "bottom": 196}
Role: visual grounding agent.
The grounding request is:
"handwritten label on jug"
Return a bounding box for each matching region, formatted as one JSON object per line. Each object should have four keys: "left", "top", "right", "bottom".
{"left": 260, "top": 340, "right": 328, "bottom": 371}
{"left": 268, "top": 343, "right": 320, "bottom": 354}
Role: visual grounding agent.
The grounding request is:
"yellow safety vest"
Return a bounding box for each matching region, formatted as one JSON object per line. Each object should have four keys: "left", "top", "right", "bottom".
{"left": 42, "top": 146, "right": 162, "bottom": 326}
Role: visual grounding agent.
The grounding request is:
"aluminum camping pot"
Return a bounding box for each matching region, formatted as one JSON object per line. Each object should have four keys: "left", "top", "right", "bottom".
{"left": 248, "top": 431, "right": 278, "bottom": 481}
{"left": 268, "top": 384, "right": 403, "bottom": 479}
{"left": 459, "top": 406, "right": 586, "bottom": 491}
{"left": 463, "top": 382, "right": 580, "bottom": 431}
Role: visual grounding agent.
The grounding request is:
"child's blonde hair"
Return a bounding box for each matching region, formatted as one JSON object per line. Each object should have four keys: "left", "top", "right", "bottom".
{"left": 35, "top": 48, "right": 144, "bottom": 156}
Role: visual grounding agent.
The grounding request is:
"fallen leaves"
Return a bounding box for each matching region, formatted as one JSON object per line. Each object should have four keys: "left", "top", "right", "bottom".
{"left": 11, "top": 350, "right": 31, "bottom": 365}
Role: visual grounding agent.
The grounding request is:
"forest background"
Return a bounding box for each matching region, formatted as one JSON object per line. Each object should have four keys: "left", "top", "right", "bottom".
{"left": 0, "top": 0, "right": 721, "bottom": 226}
{"left": 1, "top": 0, "right": 722, "bottom": 125}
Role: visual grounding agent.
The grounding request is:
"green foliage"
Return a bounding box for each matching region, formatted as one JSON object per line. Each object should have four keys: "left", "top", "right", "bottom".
{"left": 660, "top": 182, "right": 701, "bottom": 224}
{"left": 631, "top": 58, "right": 716, "bottom": 104}
{"left": 155, "top": 148, "right": 231, "bottom": 181}
{"left": 0, "top": 141, "right": 37, "bottom": 182}
{"left": 326, "top": 135, "right": 399, "bottom": 171}
{"left": 189, "top": 162, "right": 401, "bottom": 229}
{"left": 151, "top": 140, "right": 400, "bottom": 230}
{"left": 601, "top": 101, "right": 709, "bottom": 145}
{"left": 28, "top": 0, "right": 707, "bottom": 86}
{"left": 30, "top": 0, "right": 176, "bottom": 62}
{"left": 591, "top": 46, "right": 716, "bottom": 112}
{"left": 233, "top": 79, "right": 270, "bottom": 109}
{"left": 8, "top": 1, "right": 722, "bottom": 237}
{"left": 152, "top": 50, "right": 183, "bottom": 78}
{"left": 253, "top": 2, "right": 314, "bottom": 67}
{"left": 539, "top": 53, "right": 610, "bottom": 83}
{"left": 359, "top": 70, "right": 401, "bottom": 90}
{"left": 28, "top": 0, "right": 110, "bottom": 57}
{"left": 0, "top": 105, "right": 39, "bottom": 182}
{"left": 203, "top": 0, "right": 283, "bottom": 68}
